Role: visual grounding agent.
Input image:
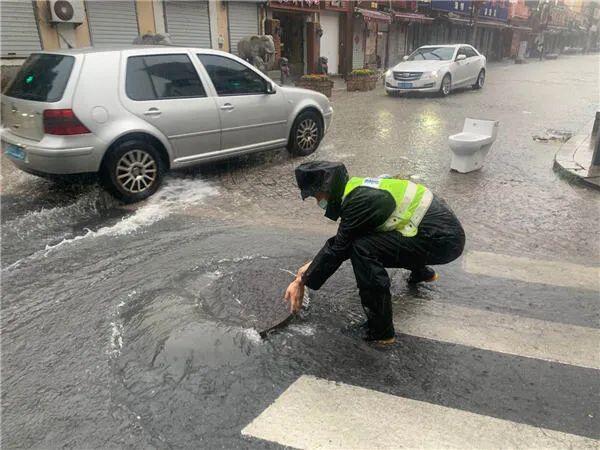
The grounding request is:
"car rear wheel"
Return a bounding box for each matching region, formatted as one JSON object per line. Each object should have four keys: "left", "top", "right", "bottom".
{"left": 473, "top": 69, "right": 485, "bottom": 89}
{"left": 287, "top": 110, "right": 323, "bottom": 157}
{"left": 101, "top": 139, "right": 164, "bottom": 203}
{"left": 439, "top": 74, "right": 451, "bottom": 96}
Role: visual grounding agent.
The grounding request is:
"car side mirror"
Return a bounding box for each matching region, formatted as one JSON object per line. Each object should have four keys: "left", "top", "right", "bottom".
{"left": 402, "top": 55, "right": 409, "bottom": 61}
{"left": 266, "top": 81, "right": 277, "bottom": 94}
{"left": 456, "top": 54, "right": 467, "bottom": 62}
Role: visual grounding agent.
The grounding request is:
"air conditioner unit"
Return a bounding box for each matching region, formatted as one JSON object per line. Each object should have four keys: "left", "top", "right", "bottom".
{"left": 48, "top": 0, "right": 85, "bottom": 24}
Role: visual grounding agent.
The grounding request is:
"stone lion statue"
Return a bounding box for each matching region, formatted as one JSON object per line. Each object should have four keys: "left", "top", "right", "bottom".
{"left": 133, "top": 33, "right": 173, "bottom": 45}
{"left": 237, "top": 35, "right": 275, "bottom": 72}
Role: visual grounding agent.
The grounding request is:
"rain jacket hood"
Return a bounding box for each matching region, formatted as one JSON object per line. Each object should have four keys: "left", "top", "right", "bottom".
{"left": 295, "top": 161, "right": 349, "bottom": 221}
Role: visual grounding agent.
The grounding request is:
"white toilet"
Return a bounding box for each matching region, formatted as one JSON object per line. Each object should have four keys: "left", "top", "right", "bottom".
{"left": 448, "top": 118, "right": 499, "bottom": 173}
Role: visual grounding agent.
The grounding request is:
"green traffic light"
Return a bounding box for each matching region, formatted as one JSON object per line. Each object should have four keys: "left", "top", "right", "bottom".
{"left": 25, "top": 75, "right": 34, "bottom": 84}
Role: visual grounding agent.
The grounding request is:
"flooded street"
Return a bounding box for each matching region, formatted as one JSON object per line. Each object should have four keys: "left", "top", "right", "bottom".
{"left": 2, "top": 55, "right": 599, "bottom": 448}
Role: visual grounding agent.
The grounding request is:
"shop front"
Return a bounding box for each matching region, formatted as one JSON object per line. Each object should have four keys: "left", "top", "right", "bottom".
{"left": 389, "top": 12, "right": 434, "bottom": 64}
{"left": 352, "top": 7, "right": 392, "bottom": 69}
{"left": 267, "top": 0, "right": 321, "bottom": 75}
{"left": 319, "top": 1, "right": 352, "bottom": 75}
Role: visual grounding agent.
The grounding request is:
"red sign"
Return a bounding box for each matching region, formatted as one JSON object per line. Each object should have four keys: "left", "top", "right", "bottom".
{"left": 269, "top": 0, "right": 320, "bottom": 10}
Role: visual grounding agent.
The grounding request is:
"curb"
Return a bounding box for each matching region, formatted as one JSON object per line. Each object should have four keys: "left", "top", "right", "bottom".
{"left": 553, "top": 119, "right": 600, "bottom": 191}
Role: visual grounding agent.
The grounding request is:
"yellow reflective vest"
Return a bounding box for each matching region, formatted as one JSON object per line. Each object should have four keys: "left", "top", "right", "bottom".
{"left": 342, "top": 177, "right": 433, "bottom": 237}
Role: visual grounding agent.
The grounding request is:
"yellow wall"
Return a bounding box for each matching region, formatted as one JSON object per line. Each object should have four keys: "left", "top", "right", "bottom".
{"left": 35, "top": 0, "right": 60, "bottom": 50}
{"left": 35, "top": 0, "right": 90, "bottom": 49}
{"left": 74, "top": 9, "right": 91, "bottom": 47}
{"left": 136, "top": 0, "right": 157, "bottom": 36}
{"left": 216, "top": 0, "right": 230, "bottom": 52}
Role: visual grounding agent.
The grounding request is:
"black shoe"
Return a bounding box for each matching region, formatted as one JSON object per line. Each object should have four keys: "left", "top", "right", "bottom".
{"left": 408, "top": 266, "right": 438, "bottom": 284}
{"left": 363, "top": 332, "right": 396, "bottom": 345}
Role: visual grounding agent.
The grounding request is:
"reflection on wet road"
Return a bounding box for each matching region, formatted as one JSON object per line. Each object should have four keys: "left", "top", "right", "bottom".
{"left": 1, "top": 56, "right": 599, "bottom": 448}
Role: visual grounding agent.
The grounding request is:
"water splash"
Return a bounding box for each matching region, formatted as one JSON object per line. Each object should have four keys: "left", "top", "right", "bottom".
{"left": 288, "top": 324, "right": 316, "bottom": 336}
{"left": 43, "top": 178, "right": 217, "bottom": 255}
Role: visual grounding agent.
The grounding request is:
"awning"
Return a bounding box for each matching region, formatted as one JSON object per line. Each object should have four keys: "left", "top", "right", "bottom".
{"left": 393, "top": 12, "right": 433, "bottom": 24}
{"left": 546, "top": 25, "right": 568, "bottom": 34}
{"left": 510, "top": 25, "right": 533, "bottom": 32}
{"left": 474, "top": 19, "right": 508, "bottom": 29}
{"left": 355, "top": 7, "right": 392, "bottom": 24}
{"left": 446, "top": 16, "right": 507, "bottom": 29}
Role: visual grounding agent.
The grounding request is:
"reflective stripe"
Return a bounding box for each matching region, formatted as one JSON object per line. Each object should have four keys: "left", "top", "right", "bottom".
{"left": 398, "top": 182, "right": 417, "bottom": 215}
{"left": 410, "top": 189, "right": 433, "bottom": 226}
{"left": 399, "top": 189, "right": 433, "bottom": 237}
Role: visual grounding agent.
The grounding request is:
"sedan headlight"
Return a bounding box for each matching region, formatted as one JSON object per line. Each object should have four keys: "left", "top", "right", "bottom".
{"left": 385, "top": 69, "right": 392, "bottom": 78}
{"left": 423, "top": 71, "right": 439, "bottom": 79}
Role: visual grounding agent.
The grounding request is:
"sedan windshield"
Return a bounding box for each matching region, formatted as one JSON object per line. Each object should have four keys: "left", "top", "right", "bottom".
{"left": 408, "top": 47, "right": 455, "bottom": 61}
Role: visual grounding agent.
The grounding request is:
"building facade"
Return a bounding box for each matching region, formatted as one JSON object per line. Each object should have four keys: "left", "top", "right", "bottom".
{"left": 0, "top": 0, "right": 597, "bottom": 83}
{"left": 0, "top": 1, "right": 261, "bottom": 61}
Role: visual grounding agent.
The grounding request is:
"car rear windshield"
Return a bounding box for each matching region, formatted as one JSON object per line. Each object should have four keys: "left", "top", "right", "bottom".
{"left": 408, "top": 47, "right": 455, "bottom": 61}
{"left": 4, "top": 54, "right": 75, "bottom": 102}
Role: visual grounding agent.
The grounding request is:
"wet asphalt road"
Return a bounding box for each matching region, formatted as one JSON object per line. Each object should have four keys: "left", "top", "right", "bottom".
{"left": 1, "top": 55, "right": 599, "bottom": 448}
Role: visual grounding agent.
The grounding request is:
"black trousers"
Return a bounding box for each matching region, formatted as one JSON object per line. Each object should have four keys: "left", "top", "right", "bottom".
{"left": 350, "top": 205, "right": 465, "bottom": 340}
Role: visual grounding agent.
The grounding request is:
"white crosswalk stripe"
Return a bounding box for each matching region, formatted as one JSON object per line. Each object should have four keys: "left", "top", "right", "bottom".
{"left": 244, "top": 252, "right": 600, "bottom": 447}
{"left": 394, "top": 299, "right": 600, "bottom": 369}
{"left": 242, "top": 375, "right": 598, "bottom": 449}
{"left": 463, "top": 251, "right": 600, "bottom": 290}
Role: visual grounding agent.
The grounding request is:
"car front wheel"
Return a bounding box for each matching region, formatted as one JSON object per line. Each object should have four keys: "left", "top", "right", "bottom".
{"left": 287, "top": 110, "right": 323, "bottom": 156}
{"left": 439, "top": 74, "right": 452, "bottom": 96}
{"left": 101, "top": 139, "right": 164, "bottom": 203}
{"left": 473, "top": 69, "right": 485, "bottom": 89}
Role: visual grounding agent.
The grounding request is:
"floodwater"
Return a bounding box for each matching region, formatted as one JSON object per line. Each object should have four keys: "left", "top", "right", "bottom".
{"left": 2, "top": 55, "right": 599, "bottom": 447}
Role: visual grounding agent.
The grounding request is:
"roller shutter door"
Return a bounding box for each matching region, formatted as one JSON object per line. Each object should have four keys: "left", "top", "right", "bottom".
{"left": 1, "top": 1, "right": 42, "bottom": 57}
{"left": 227, "top": 1, "right": 259, "bottom": 55}
{"left": 87, "top": 1, "right": 139, "bottom": 47}
{"left": 165, "top": 1, "right": 211, "bottom": 48}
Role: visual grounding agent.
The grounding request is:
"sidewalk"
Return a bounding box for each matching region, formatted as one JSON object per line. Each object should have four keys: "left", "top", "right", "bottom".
{"left": 554, "top": 114, "right": 600, "bottom": 190}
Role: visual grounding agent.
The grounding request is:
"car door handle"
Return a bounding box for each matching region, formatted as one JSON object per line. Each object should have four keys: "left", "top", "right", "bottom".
{"left": 143, "top": 107, "right": 161, "bottom": 117}
{"left": 220, "top": 103, "right": 235, "bottom": 111}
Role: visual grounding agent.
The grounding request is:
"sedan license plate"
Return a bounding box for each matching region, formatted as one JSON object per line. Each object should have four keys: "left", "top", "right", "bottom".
{"left": 399, "top": 82, "right": 412, "bottom": 89}
{"left": 5, "top": 144, "right": 26, "bottom": 161}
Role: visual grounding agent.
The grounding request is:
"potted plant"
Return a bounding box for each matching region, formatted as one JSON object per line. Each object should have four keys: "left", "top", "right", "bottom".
{"left": 346, "top": 68, "right": 379, "bottom": 92}
{"left": 295, "top": 74, "right": 334, "bottom": 97}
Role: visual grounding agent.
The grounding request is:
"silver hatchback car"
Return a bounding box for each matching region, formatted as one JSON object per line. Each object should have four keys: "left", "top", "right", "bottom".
{"left": 1, "top": 47, "right": 333, "bottom": 202}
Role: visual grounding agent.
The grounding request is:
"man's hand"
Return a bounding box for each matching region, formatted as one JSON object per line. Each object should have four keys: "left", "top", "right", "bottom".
{"left": 284, "top": 279, "right": 305, "bottom": 314}
{"left": 296, "top": 261, "right": 312, "bottom": 281}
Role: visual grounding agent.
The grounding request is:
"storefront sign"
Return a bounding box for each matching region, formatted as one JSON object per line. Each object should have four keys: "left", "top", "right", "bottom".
{"left": 269, "top": 0, "right": 321, "bottom": 11}
{"left": 430, "top": 1, "right": 509, "bottom": 22}
{"left": 324, "top": 0, "right": 351, "bottom": 12}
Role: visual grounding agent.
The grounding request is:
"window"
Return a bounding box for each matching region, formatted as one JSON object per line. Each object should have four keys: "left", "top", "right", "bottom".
{"left": 126, "top": 54, "right": 206, "bottom": 101}
{"left": 197, "top": 54, "right": 267, "bottom": 96}
{"left": 408, "top": 47, "right": 455, "bottom": 61}
{"left": 457, "top": 47, "right": 470, "bottom": 59}
{"left": 5, "top": 54, "right": 74, "bottom": 102}
{"left": 464, "top": 47, "right": 478, "bottom": 58}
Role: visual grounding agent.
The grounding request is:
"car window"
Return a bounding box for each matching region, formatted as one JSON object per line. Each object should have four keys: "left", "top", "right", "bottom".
{"left": 4, "top": 54, "right": 74, "bottom": 102}
{"left": 464, "top": 47, "right": 478, "bottom": 58}
{"left": 407, "top": 47, "right": 455, "bottom": 61}
{"left": 126, "top": 54, "right": 206, "bottom": 101}
{"left": 197, "top": 54, "right": 267, "bottom": 96}
{"left": 457, "top": 47, "right": 470, "bottom": 58}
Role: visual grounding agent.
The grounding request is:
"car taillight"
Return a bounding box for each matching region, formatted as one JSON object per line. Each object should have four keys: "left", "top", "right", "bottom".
{"left": 43, "top": 109, "right": 90, "bottom": 135}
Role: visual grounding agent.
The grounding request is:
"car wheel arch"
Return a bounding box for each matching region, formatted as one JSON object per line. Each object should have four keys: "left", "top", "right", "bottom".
{"left": 102, "top": 132, "right": 171, "bottom": 171}
{"left": 289, "top": 106, "right": 324, "bottom": 139}
{"left": 442, "top": 72, "right": 452, "bottom": 89}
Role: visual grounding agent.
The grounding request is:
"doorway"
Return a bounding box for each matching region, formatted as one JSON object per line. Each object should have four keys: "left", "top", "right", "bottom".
{"left": 273, "top": 11, "right": 306, "bottom": 76}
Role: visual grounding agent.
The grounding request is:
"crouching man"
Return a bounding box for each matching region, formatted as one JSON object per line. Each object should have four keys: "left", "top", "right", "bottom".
{"left": 284, "top": 161, "right": 465, "bottom": 344}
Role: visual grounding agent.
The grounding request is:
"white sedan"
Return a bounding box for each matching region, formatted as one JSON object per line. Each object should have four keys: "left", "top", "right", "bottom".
{"left": 384, "top": 44, "right": 486, "bottom": 96}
